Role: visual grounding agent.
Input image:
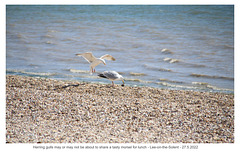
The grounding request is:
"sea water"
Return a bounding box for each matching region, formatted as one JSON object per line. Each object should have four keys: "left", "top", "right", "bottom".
{"left": 6, "top": 5, "right": 234, "bottom": 93}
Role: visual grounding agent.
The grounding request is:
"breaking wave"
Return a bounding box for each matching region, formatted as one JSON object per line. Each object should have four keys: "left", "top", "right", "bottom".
{"left": 143, "top": 64, "right": 172, "bottom": 72}
{"left": 163, "top": 58, "right": 179, "bottom": 63}
{"left": 6, "top": 69, "right": 57, "bottom": 77}
{"left": 163, "top": 57, "right": 206, "bottom": 68}
{"left": 69, "top": 69, "right": 89, "bottom": 74}
{"left": 129, "top": 72, "right": 146, "bottom": 76}
{"left": 190, "top": 73, "right": 234, "bottom": 80}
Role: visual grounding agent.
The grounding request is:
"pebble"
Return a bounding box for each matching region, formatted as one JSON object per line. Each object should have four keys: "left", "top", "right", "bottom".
{"left": 6, "top": 75, "right": 234, "bottom": 143}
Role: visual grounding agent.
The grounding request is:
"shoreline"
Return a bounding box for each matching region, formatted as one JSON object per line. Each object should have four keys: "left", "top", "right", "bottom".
{"left": 6, "top": 75, "right": 234, "bottom": 143}
{"left": 6, "top": 70, "right": 234, "bottom": 94}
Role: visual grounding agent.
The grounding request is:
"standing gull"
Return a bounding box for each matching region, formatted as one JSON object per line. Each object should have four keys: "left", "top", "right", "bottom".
{"left": 98, "top": 71, "right": 125, "bottom": 87}
{"left": 76, "top": 52, "right": 116, "bottom": 74}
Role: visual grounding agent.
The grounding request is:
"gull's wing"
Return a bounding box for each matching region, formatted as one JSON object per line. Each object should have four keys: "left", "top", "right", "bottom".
{"left": 76, "top": 52, "right": 96, "bottom": 63}
{"left": 103, "top": 71, "right": 119, "bottom": 80}
{"left": 100, "top": 54, "right": 116, "bottom": 61}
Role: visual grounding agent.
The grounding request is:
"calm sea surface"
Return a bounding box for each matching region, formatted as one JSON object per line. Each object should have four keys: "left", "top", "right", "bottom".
{"left": 6, "top": 5, "right": 234, "bottom": 93}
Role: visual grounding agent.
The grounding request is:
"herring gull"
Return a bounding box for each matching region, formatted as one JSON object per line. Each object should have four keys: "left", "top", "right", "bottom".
{"left": 76, "top": 52, "right": 116, "bottom": 74}
{"left": 98, "top": 71, "right": 124, "bottom": 87}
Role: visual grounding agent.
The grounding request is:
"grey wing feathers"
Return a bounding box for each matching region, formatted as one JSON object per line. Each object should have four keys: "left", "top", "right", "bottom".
{"left": 103, "top": 71, "right": 119, "bottom": 80}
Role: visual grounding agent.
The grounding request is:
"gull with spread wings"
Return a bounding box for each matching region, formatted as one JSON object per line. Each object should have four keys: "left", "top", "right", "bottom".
{"left": 76, "top": 52, "right": 116, "bottom": 74}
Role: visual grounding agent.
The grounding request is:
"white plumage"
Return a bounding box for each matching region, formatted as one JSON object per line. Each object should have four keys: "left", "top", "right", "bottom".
{"left": 76, "top": 52, "right": 116, "bottom": 74}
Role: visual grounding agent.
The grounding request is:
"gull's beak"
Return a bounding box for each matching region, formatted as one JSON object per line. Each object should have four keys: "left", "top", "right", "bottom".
{"left": 121, "top": 80, "right": 125, "bottom": 87}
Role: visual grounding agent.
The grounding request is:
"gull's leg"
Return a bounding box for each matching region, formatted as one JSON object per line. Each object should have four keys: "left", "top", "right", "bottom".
{"left": 112, "top": 81, "right": 114, "bottom": 87}
{"left": 94, "top": 69, "right": 96, "bottom": 73}
{"left": 90, "top": 67, "right": 93, "bottom": 74}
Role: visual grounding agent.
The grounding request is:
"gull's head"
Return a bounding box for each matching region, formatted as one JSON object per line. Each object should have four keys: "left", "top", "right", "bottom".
{"left": 100, "top": 59, "right": 106, "bottom": 65}
{"left": 121, "top": 79, "right": 125, "bottom": 87}
{"left": 119, "top": 75, "right": 125, "bottom": 86}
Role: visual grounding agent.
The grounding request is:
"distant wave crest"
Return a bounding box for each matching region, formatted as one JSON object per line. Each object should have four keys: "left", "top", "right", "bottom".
{"left": 190, "top": 73, "right": 234, "bottom": 80}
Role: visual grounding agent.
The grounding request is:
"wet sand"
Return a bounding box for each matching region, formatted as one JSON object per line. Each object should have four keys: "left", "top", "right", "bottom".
{"left": 6, "top": 75, "right": 234, "bottom": 143}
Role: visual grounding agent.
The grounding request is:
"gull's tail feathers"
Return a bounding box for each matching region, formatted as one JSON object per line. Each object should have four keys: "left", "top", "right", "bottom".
{"left": 75, "top": 53, "right": 82, "bottom": 56}
{"left": 98, "top": 73, "right": 107, "bottom": 78}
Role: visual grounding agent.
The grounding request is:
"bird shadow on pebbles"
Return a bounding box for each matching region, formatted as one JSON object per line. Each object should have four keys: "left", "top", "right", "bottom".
{"left": 53, "top": 84, "right": 80, "bottom": 90}
{"left": 52, "top": 81, "right": 124, "bottom": 95}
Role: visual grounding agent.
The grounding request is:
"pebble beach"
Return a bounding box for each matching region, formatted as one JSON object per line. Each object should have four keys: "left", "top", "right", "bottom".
{"left": 6, "top": 75, "right": 234, "bottom": 143}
